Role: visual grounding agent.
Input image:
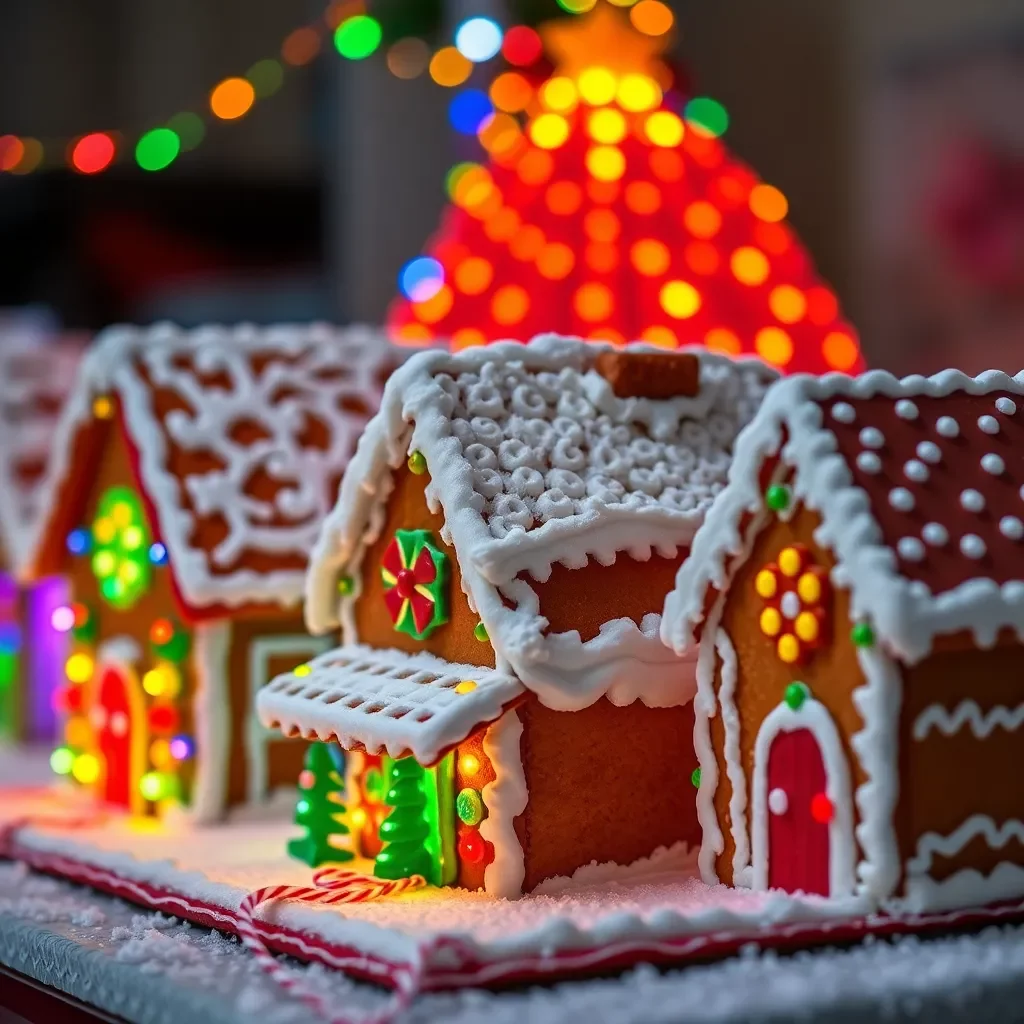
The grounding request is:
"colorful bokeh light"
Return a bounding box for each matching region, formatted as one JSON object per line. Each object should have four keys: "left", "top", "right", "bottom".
{"left": 210, "top": 77, "right": 255, "bottom": 120}
{"left": 455, "top": 18, "right": 503, "bottom": 63}
{"left": 399, "top": 257, "right": 445, "bottom": 302}
{"left": 334, "top": 15, "right": 382, "bottom": 60}
{"left": 449, "top": 91, "right": 495, "bottom": 136}
{"left": 135, "top": 128, "right": 180, "bottom": 172}
{"left": 71, "top": 133, "right": 115, "bottom": 174}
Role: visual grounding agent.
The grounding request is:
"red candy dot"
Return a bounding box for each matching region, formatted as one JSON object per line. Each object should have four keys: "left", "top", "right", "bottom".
{"left": 395, "top": 569, "right": 416, "bottom": 598}
{"left": 458, "top": 829, "right": 488, "bottom": 864}
{"left": 810, "top": 792, "right": 834, "bottom": 824}
{"left": 298, "top": 769, "right": 316, "bottom": 789}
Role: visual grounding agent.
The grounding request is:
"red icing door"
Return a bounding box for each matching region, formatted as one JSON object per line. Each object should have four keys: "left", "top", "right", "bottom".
{"left": 766, "top": 727, "right": 830, "bottom": 896}
{"left": 96, "top": 666, "right": 134, "bottom": 808}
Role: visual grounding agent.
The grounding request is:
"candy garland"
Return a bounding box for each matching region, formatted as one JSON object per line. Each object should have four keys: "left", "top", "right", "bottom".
{"left": 236, "top": 867, "right": 427, "bottom": 1024}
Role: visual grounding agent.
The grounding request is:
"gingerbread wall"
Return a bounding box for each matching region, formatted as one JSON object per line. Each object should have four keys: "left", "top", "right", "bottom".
{"left": 517, "top": 695, "right": 699, "bottom": 891}
{"left": 711, "top": 503, "right": 867, "bottom": 885}
{"left": 353, "top": 465, "right": 494, "bottom": 669}
{"left": 898, "top": 633, "right": 1024, "bottom": 884}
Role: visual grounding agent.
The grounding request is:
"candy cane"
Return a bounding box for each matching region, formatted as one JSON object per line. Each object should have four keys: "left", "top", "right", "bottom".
{"left": 236, "top": 869, "right": 427, "bottom": 1024}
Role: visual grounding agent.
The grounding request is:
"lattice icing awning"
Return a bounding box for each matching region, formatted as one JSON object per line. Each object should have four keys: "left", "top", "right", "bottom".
{"left": 256, "top": 644, "right": 525, "bottom": 764}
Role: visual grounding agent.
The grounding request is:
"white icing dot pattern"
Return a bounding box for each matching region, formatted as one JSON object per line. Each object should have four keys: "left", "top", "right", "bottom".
{"left": 856, "top": 452, "right": 882, "bottom": 474}
{"left": 1000, "top": 516, "right": 1024, "bottom": 541}
{"left": 889, "top": 487, "right": 915, "bottom": 512}
{"left": 960, "top": 534, "right": 987, "bottom": 559}
{"left": 960, "top": 489, "right": 985, "bottom": 513}
{"left": 897, "top": 536, "right": 925, "bottom": 562}
{"left": 780, "top": 591, "right": 801, "bottom": 620}
{"left": 859, "top": 427, "right": 885, "bottom": 449}
{"left": 895, "top": 399, "right": 919, "bottom": 420}
{"left": 996, "top": 397, "right": 1017, "bottom": 416}
{"left": 981, "top": 453, "right": 1005, "bottom": 475}
{"left": 936, "top": 416, "right": 960, "bottom": 438}
{"left": 916, "top": 441, "right": 942, "bottom": 464}
{"left": 830, "top": 402, "right": 856, "bottom": 423}
{"left": 922, "top": 522, "right": 949, "bottom": 547}
{"left": 442, "top": 357, "right": 771, "bottom": 538}
{"left": 903, "top": 460, "right": 929, "bottom": 483}
{"left": 978, "top": 415, "right": 1000, "bottom": 435}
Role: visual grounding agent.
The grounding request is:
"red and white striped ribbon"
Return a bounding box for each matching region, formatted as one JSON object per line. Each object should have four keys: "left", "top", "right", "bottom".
{"left": 236, "top": 868, "right": 428, "bottom": 1024}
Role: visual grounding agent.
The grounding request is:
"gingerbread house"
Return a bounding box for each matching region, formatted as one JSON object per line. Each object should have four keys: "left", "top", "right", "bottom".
{"left": 257, "top": 336, "right": 777, "bottom": 895}
{"left": 25, "top": 323, "right": 395, "bottom": 821}
{"left": 0, "top": 338, "right": 84, "bottom": 742}
{"left": 662, "top": 367, "right": 1024, "bottom": 913}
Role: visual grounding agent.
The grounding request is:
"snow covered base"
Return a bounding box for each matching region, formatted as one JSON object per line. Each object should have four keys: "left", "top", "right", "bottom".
{"left": 4, "top": 789, "right": 1024, "bottom": 992}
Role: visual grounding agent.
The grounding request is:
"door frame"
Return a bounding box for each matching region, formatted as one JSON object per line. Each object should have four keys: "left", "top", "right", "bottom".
{"left": 751, "top": 697, "right": 856, "bottom": 897}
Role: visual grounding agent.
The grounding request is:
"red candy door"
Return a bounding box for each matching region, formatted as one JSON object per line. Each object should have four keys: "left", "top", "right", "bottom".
{"left": 766, "top": 727, "right": 830, "bottom": 896}
{"left": 96, "top": 666, "right": 133, "bottom": 808}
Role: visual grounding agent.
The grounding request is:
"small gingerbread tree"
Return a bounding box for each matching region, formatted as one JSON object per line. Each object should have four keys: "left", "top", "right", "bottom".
{"left": 287, "top": 742, "right": 353, "bottom": 867}
{"left": 374, "top": 756, "right": 433, "bottom": 880}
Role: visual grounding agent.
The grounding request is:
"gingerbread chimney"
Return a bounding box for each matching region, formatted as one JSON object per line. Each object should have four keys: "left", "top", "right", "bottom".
{"left": 594, "top": 350, "right": 700, "bottom": 400}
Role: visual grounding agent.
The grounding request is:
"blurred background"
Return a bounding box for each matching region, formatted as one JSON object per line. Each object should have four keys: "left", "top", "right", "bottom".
{"left": 1, "top": 0, "right": 1024, "bottom": 373}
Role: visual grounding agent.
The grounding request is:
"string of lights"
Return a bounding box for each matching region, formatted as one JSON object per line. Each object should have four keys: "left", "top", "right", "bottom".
{"left": 0, "top": 0, "right": 637, "bottom": 177}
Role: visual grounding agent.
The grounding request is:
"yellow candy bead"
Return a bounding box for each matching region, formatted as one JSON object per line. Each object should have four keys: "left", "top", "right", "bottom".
{"left": 755, "top": 569, "right": 777, "bottom": 599}
{"left": 455, "top": 680, "right": 478, "bottom": 694}
{"left": 797, "top": 571, "right": 822, "bottom": 604}
{"left": 759, "top": 607, "right": 782, "bottom": 637}
{"left": 777, "top": 634, "right": 801, "bottom": 664}
{"left": 795, "top": 611, "right": 820, "bottom": 643}
{"left": 778, "top": 546, "right": 802, "bottom": 577}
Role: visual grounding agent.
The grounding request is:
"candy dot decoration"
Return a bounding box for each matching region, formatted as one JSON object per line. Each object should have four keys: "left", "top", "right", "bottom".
{"left": 851, "top": 622, "right": 875, "bottom": 648}
{"left": 337, "top": 575, "right": 354, "bottom": 596}
{"left": 755, "top": 546, "right": 830, "bottom": 665}
{"left": 784, "top": 681, "right": 809, "bottom": 710}
{"left": 407, "top": 451, "right": 428, "bottom": 475}
{"left": 810, "top": 792, "right": 834, "bottom": 824}
{"left": 456, "top": 788, "right": 485, "bottom": 825}
{"left": 691, "top": 767, "right": 701, "bottom": 788}
{"left": 457, "top": 829, "right": 488, "bottom": 864}
{"left": 765, "top": 485, "right": 791, "bottom": 512}
{"left": 473, "top": 621, "right": 489, "bottom": 642}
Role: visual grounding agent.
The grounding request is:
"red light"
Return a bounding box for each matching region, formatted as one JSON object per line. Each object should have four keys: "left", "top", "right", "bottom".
{"left": 149, "top": 705, "right": 179, "bottom": 732}
{"left": 71, "top": 133, "right": 116, "bottom": 174}
{"left": 502, "top": 26, "right": 542, "bottom": 67}
{"left": 0, "top": 135, "right": 25, "bottom": 172}
{"left": 150, "top": 618, "right": 174, "bottom": 645}
{"left": 458, "top": 829, "right": 489, "bottom": 864}
{"left": 72, "top": 602, "right": 89, "bottom": 627}
{"left": 54, "top": 685, "right": 84, "bottom": 713}
{"left": 810, "top": 792, "right": 834, "bottom": 824}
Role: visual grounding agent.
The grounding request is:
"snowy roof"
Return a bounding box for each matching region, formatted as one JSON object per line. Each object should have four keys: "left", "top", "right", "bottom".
{"left": 32, "top": 323, "right": 396, "bottom": 613}
{"left": 306, "top": 335, "right": 777, "bottom": 712}
{"left": 662, "top": 368, "right": 1024, "bottom": 664}
{"left": 256, "top": 643, "right": 525, "bottom": 764}
{"left": 0, "top": 339, "right": 83, "bottom": 574}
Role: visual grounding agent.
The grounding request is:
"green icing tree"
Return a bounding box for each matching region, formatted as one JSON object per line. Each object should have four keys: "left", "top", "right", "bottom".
{"left": 287, "top": 742, "right": 353, "bottom": 867}
{"left": 374, "top": 756, "right": 433, "bottom": 880}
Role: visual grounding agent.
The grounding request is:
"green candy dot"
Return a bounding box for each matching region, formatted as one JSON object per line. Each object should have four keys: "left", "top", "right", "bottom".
{"left": 784, "top": 681, "right": 810, "bottom": 710}
{"left": 765, "top": 484, "right": 791, "bottom": 512}
{"left": 691, "top": 767, "right": 701, "bottom": 788}
{"left": 851, "top": 622, "right": 875, "bottom": 648}
{"left": 456, "top": 788, "right": 484, "bottom": 826}
{"left": 337, "top": 575, "right": 354, "bottom": 596}
{"left": 407, "top": 451, "right": 427, "bottom": 475}
{"left": 473, "top": 622, "right": 489, "bottom": 642}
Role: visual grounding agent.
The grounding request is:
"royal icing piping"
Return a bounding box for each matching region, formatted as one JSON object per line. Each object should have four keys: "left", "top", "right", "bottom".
{"left": 912, "top": 699, "right": 1024, "bottom": 741}
{"left": 480, "top": 708, "right": 528, "bottom": 898}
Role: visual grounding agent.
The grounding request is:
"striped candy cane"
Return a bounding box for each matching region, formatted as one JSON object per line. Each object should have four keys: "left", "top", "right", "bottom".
{"left": 237, "top": 868, "right": 428, "bottom": 1024}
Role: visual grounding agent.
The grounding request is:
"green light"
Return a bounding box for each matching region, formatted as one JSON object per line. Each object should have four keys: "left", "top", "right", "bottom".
{"left": 166, "top": 112, "right": 205, "bottom": 152}
{"left": 296, "top": 799, "right": 310, "bottom": 814}
{"left": 685, "top": 97, "right": 729, "bottom": 138}
{"left": 135, "top": 128, "right": 180, "bottom": 171}
{"left": 92, "top": 551, "right": 116, "bottom": 577}
{"left": 50, "top": 747, "right": 75, "bottom": 775}
{"left": 556, "top": 0, "right": 597, "bottom": 11}
{"left": 247, "top": 58, "right": 284, "bottom": 97}
{"left": 334, "top": 16, "right": 382, "bottom": 60}
{"left": 140, "top": 771, "right": 166, "bottom": 801}
{"left": 445, "top": 162, "right": 478, "bottom": 200}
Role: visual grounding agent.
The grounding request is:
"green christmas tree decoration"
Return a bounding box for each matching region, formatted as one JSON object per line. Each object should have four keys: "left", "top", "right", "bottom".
{"left": 784, "top": 681, "right": 810, "bottom": 710}
{"left": 374, "top": 756, "right": 433, "bottom": 880}
{"left": 287, "top": 742, "right": 353, "bottom": 867}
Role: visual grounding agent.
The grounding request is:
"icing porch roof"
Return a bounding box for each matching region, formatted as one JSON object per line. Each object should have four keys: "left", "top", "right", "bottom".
{"left": 0, "top": 339, "right": 84, "bottom": 576}
{"left": 307, "top": 335, "right": 777, "bottom": 711}
{"left": 31, "top": 323, "right": 395, "bottom": 613}
{"left": 662, "top": 368, "right": 1024, "bottom": 664}
{"left": 257, "top": 643, "right": 524, "bottom": 764}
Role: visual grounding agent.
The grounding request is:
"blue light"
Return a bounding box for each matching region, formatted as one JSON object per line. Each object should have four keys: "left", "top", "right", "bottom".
{"left": 455, "top": 17, "right": 503, "bottom": 63}
{"left": 66, "top": 528, "right": 90, "bottom": 556}
{"left": 149, "top": 542, "right": 168, "bottom": 565}
{"left": 398, "top": 257, "right": 445, "bottom": 302}
{"left": 0, "top": 623, "right": 20, "bottom": 655}
{"left": 448, "top": 90, "right": 494, "bottom": 136}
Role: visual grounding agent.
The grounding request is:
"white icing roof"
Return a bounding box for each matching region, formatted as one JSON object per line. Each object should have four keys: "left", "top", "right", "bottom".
{"left": 306, "top": 335, "right": 776, "bottom": 711}
{"left": 256, "top": 643, "right": 524, "bottom": 764}
{"left": 0, "top": 338, "right": 83, "bottom": 574}
{"left": 662, "top": 368, "right": 1024, "bottom": 664}
{"left": 34, "top": 322, "right": 395, "bottom": 611}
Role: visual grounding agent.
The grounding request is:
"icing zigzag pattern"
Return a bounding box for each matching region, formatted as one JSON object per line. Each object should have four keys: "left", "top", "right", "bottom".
{"left": 907, "top": 815, "right": 1024, "bottom": 876}
{"left": 912, "top": 699, "right": 1024, "bottom": 741}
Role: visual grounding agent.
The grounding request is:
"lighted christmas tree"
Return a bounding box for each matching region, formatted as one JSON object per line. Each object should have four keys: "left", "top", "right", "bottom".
{"left": 388, "top": 1, "right": 862, "bottom": 375}
{"left": 374, "top": 756, "right": 433, "bottom": 880}
{"left": 287, "top": 742, "right": 354, "bottom": 867}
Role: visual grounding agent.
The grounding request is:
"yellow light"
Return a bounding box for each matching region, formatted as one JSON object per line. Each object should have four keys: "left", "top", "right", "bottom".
{"left": 795, "top": 612, "right": 820, "bottom": 644}
{"left": 459, "top": 754, "right": 481, "bottom": 777}
{"left": 759, "top": 607, "right": 782, "bottom": 637}
{"left": 755, "top": 569, "right": 778, "bottom": 599}
{"left": 577, "top": 67, "right": 617, "bottom": 106}
{"left": 490, "top": 72, "right": 533, "bottom": 113}
{"left": 350, "top": 807, "right": 368, "bottom": 829}
{"left": 537, "top": 243, "right": 575, "bottom": 280}
{"left": 66, "top": 653, "right": 94, "bottom": 684}
{"left": 509, "top": 225, "right": 545, "bottom": 261}
{"left": 118, "top": 560, "right": 141, "bottom": 585}
{"left": 479, "top": 113, "right": 522, "bottom": 157}
{"left": 583, "top": 208, "right": 620, "bottom": 242}
{"left": 587, "top": 109, "right": 626, "bottom": 144}
{"left": 660, "top": 280, "right": 702, "bottom": 320}
{"left": 72, "top": 753, "right": 100, "bottom": 785}
{"left": 586, "top": 145, "right": 625, "bottom": 182}
{"left": 683, "top": 201, "right": 721, "bottom": 239}
{"left": 491, "top": 285, "right": 530, "bottom": 325}
{"left": 455, "top": 256, "right": 494, "bottom": 294}
{"left": 142, "top": 667, "right": 166, "bottom": 697}
{"left": 452, "top": 328, "right": 487, "bottom": 350}
{"left": 92, "top": 396, "right": 113, "bottom": 419}
{"left": 777, "top": 635, "right": 801, "bottom": 664}
{"left": 455, "top": 680, "right": 478, "bottom": 694}
{"left": 631, "top": 0, "right": 674, "bottom": 36}
{"left": 210, "top": 77, "right": 256, "bottom": 120}
{"left": 705, "top": 327, "right": 741, "bottom": 354}
{"left": 530, "top": 113, "right": 570, "bottom": 150}
{"left": 731, "top": 247, "right": 770, "bottom": 286}
{"left": 625, "top": 181, "right": 662, "bottom": 215}
{"left": 92, "top": 518, "right": 116, "bottom": 545}
{"left": 645, "top": 111, "right": 684, "bottom": 147}
{"left": 150, "top": 739, "right": 172, "bottom": 769}
{"left": 65, "top": 717, "right": 91, "bottom": 749}
{"left": 640, "top": 326, "right": 678, "bottom": 349}
{"left": 111, "top": 502, "right": 134, "bottom": 528}
{"left": 140, "top": 771, "right": 165, "bottom": 802}
{"left": 617, "top": 74, "right": 661, "bottom": 112}
{"left": 413, "top": 285, "right": 454, "bottom": 324}
{"left": 541, "top": 76, "right": 578, "bottom": 112}
{"left": 122, "top": 525, "right": 144, "bottom": 550}
{"left": 749, "top": 183, "right": 789, "bottom": 223}
{"left": 822, "top": 331, "right": 860, "bottom": 372}
{"left": 778, "top": 547, "right": 802, "bottom": 577}
{"left": 630, "top": 238, "right": 670, "bottom": 276}
{"left": 430, "top": 46, "right": 472, "bottom": 88}
{"left": 797, "top": 572, "right": 822, "bottom": 604}
{"left": 769, "top": 285, "right": 807, "bottom": 324}
{"left": 452, "top": 166, "right": 493, "bottom": 208}
{"left": 756, "top": 327, "right": 794, "bottom": 367}
{"left": 546, "top": 180, "right": 583, "bottom": 216}
{"left": 573, "top": 282, "right": 614, "bottom": 323}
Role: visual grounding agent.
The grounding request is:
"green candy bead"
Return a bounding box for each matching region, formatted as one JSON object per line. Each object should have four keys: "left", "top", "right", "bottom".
{"left": 337, "top": 575, "right": 354, "bottom": 597}
{"left": 691, "top": 767, "right": 701, "bottom": 789}
{"left": 473, "top": 622, "right": 489, "bottom": 642}
{"left": 456, "top": 787, "right": 484, "bottom": 826}
{"left": 784, "top": 681, "right": 810, "bottom": 710}
{"left": 851, "top": 622, "right": 875, "bottom": 648}
{"left": 765, "top": 484, "right": 791, "bottom": 512}
{"left": 407, "top": 451, "right": 427, "bottom": 475}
